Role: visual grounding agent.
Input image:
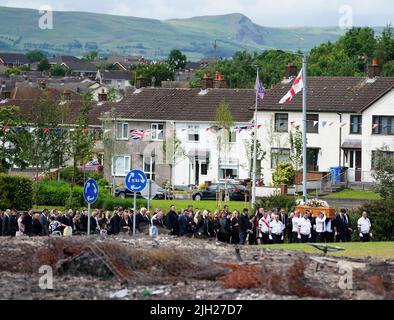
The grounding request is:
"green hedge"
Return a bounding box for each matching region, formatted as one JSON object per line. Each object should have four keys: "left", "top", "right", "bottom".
{"left": 360, "top": 199, "right": 394, "bottom": 241}
{"left": 256, "top": 195, "right": 297, "bottom": 212}
{"left": 34, "top": 180, "right": 146, "bottom": 210}
{"left": 0, "top": 174, "right": 33, "bottom": 210}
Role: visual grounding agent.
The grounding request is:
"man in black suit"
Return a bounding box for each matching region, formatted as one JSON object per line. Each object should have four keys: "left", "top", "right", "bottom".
{"left": 62, "top": 210, "right": 74, "bottom": 229}
{"left": 2, "top": 209, "right": 11, "bottom": 236}
{"left": 164, "top": 205, "right": 179, "bottom": 236}
{"left": 239, "top": 208, "right": 252, "bottom": 245}
{"left": 334, "top": 209, "right": 350, "bottom": 242}
{"left": 279, "top": 209, "right": 288, "bottom": 240}
{"left": 39, "top": 209, "right": 50, "bottom": 236}
{"left": 110, "top": 209, "right": 122, "bottom": 235}
{"left": 22, "top": 210, "right": 33, "bottom": 236}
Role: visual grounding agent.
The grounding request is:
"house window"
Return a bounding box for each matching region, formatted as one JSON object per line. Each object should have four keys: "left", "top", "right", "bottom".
{"left": 271, "top": 148, "right": 291, "bottom": 169}
{"left": 188, "top": 125, "right": 200, "bottom": 142}
{"left": 350, "top": 115, "right": 362, "bottom": 134}
{"left": 143, "top": 156, "right": 156, "bottom": 181}
{"left": 307, "top": 148, "right": 320, "bottom": 172}
{"left": 151, "top": 123, "right": 164, "bottom": 141}
{"left": 372, "top": 116, "right": 394, "bottom": 135}
{"left": 219, "top": 159, "right": 239, "bottom": 179}
{"left": 201, "top": 163, "right": 208, "bottom": 175}
{"left": 307, "top": 114, "right": 319, "bottom": 134}
{"left": 371, "top": 150, "right": 394, "bottom": 170}
{"left": 112, "top": 156, "right": 130, "bottom": 176}
{"left": 275, "top": 113, "right": 288, "bottom": 132}
{"left": 116, "top": 122, "right": 129, "bottom": 140}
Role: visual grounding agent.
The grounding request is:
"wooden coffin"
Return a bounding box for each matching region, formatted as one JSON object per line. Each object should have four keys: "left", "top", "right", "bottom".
{"left": 296, "top": 206, "right": 336, "bottom": 219}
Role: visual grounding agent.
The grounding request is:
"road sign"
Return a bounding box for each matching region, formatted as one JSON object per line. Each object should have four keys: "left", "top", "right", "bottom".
{"left": 83, "top": 178, "right": 99, "bottom": 204}
{"left": 125, "top": 170, "right": 147, "bottom": 193}
{"left": 141, "top": 180, "right": 159, "bottom": 200}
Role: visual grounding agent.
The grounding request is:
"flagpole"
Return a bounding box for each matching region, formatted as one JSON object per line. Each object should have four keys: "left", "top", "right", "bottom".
{"left": 252, "top": 67, "right": 259, "bottom": 207}
{"left": 302, "top": 53, "right": 308, "bottom": 202}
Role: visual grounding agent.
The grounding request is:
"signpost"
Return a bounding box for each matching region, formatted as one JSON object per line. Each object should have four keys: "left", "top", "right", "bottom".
{"left": 83, "top": 178, "right": 99, "bottom": 236}
{"left": 141, "top": 179, "right": 159, "bottom": 210}
{"left": 125, "top": 169, "right": 148, "bottom": 236}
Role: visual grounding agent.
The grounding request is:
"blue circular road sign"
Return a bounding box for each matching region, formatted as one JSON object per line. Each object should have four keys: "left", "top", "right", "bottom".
{"left": 83, "top": 178, "right": 99, "bottom": 204}
{"left": 125, "top": 169, "right": 148, "bottom": 193}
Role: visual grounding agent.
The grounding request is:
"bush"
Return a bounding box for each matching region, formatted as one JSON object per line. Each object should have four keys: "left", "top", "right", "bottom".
{"left": 58, "top": 166, "right": 104, "bottom": 186}
{"left": 360, "top": 199, "right": 394, "bottom": 241}
{"left": 95, "top": 197, "right": 147, "bottom": 211}
{"left": 34, "top": 180, "right": 84, "bottom": 207}
{"left": 272, "top": 163, "right": 296, "bottom": 187}
{"left": 0, "top": 174, "right": 33, "bottom": 210}
{"left": 256, "top": 195, "right": 297, "bottom": 212}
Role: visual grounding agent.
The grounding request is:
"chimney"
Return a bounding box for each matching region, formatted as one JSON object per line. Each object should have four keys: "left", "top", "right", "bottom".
{"left": 368, "top": 58, "right": 381, "bottom": 78}
{"left": 98, "top": 88, "right": 108, "bottom": 102}
{"left": 201, "top": 72, "right": 213, "bottom": 89}
{"left": 213, "top": 72, "right": 227, "bottom": 88}
{"left": 285, "top": 63, "right": 298, "bottom": 79}
{"left": 135, "top": 76, "right": 149, "bottom": 89}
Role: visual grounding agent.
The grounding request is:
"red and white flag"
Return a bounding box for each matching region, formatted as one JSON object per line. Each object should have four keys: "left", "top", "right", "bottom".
{"left": 279, "top": 69, "right": 303, "bottom": 104}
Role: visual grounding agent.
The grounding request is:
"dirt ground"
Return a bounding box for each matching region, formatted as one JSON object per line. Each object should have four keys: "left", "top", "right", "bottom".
{"left": 0, "top": 235, "right": 393, "bottom": 300}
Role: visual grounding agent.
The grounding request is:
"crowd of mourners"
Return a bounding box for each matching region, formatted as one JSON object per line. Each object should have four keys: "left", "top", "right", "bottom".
{"left": 0, "top": 204, "right": 374, "bottom": 244}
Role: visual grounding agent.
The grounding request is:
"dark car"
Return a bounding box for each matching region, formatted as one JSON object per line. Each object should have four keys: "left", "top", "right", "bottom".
{"left": 192, "top": 183, "right": 249, "bottom": 201}
{"left": 115, "top": 186, "right": 174, "bottom": 200}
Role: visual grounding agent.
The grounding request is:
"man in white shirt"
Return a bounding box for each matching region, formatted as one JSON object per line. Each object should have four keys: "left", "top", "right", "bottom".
{"left": 315, "top": 212, "right": 326, "bottom": 243}
{"left": 258, "top": 212, "right": 271, "bottom": 244}
{"left": 298, "top": 213, "right": 312, "bottom": 243}
{"left": 269, "top": 214, "right": 284, "bottom": 244}
{"left": 291, "top": 211, "right": 300, "bottom": 243}
{"left": 358, "top": 211, "right": 372, "bottom": 242}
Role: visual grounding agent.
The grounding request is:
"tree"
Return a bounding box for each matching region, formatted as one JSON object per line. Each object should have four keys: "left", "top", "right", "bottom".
{"left": 26, "top": 50, "right": 46, "bottom": 63}
{"left": 0, "top": 106, "right": 30, "bottom": 173}
{"left": 136, "top": 63, "right": 174, "bottom": 86}
{"left": 82, "top": 51, "right": 99, "bottom": 61}
{"left": 382, "top": 61, "right": 394, "bottom": 76}
{"left": 50, "top": 64, "right": 67, "bottom": 77}
{"left": 4, "top": 67, "right": 21, "bottom": 76}
{"left": 167, "top": 49, "right": 187, "bottom": 70}
{"left": 372, "top": 147, "right": 394, "bottom": 199}
{"left": 243, "top": 134, "right": 266, "bottom": 181}
{"left": 375, "top": 25, "right": 394, "bottom": 65}
{"left": 38, "top": 58, "right": 51, "bottom": 72}
{"left": 289, "top": 125, "right": 303, "bottom": 172}
{"left": 162, "top": 129, "right": 186, "bottom": 188}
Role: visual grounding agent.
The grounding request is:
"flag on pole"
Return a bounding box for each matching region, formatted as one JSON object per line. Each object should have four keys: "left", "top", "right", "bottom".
{"left": 255, "top": 75, "right": 265, "bottom": 100}
{"left": 279, "top": 69, "right": 303, "bottom": 104}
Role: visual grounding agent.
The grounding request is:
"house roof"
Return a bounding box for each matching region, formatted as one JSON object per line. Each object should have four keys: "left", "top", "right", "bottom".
{"left": 0, "top": 53, "right": 30, "bottom": 65}
{"left": 98, "top": 70, "right": 132, "bottom": 81}
{"left": 49, "top": 56, "right": 97, "bottom": 72}
{"left": 106, "top": 87, "right": 255, "bottom": 122}
{"left": 260, "top": 77, "right": 394, "bottom": 113}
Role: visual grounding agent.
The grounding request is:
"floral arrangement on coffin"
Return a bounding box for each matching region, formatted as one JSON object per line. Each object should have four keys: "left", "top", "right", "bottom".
{"left": 304, "top": 199, "right": 329, "bottom": 208}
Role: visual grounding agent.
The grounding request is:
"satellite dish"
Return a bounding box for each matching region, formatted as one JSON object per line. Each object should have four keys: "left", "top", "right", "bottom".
{"left": 141, "top": 180, "right": 159, "bottom": 200}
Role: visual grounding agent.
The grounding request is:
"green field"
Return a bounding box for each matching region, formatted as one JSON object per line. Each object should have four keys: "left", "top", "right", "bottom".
{"left": 323, "top": 189, "right": 381, "bottom": 200}
{"left": 260, "top": 242, "right": 394, "bottom": 260}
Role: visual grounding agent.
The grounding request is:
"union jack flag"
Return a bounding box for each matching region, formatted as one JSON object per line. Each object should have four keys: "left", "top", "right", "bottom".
{"left": 130, "top": 130, "right": 146, "bottom": 141}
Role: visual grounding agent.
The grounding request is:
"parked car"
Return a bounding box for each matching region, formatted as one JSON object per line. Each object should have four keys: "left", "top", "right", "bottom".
{"left": 192, "top": 183, "right": 249, "bottom": 201}
{"left": 115, "top": 185, "right": 174, "bottom": 200}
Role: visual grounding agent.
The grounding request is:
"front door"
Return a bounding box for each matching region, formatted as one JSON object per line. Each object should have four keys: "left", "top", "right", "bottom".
{"left": 355, "top": 151, "right": 362, "bottom": 182}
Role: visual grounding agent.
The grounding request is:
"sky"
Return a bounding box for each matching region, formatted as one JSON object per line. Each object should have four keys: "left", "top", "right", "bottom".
{"left": 0, "top": 0, "right": 392, "bottom": 27}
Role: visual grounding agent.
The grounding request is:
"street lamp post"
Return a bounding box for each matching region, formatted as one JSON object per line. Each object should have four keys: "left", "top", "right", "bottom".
{"left": 251, "top": 66, "right": 259, "bottom": 207}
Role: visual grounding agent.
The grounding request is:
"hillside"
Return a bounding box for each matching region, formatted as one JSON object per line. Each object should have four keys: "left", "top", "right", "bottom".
{"left": 0, "top": 6, "right": 351, "bottom": 60}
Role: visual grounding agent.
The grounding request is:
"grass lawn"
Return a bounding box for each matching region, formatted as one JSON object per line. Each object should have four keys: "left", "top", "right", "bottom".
{"left": 323, "top": 189, "right": 381, "bottom": 200}
{"left": 150, "top": 200, "right": 251, "bottom": 212}
{"left": 259, "top": 242, "right": 394, "bottom": 260}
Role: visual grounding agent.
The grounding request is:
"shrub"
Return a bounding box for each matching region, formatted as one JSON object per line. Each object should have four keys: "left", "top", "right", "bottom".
{"left": 256, "top": 195, "right": 297, "bottom": 212}
{"left": 0, "top": 174, "right": 33, "bottom": 210}
{"left": 95, "top": 196, "right": 147, "bottom": 211}
{"left": 58, "top": 166, "right": 104, "bottom": 186}
{"left": 272, "top": 163, "right": 296, "bottom": 187}
{"left": 34, "top": 180, "right": 84, "bottom": 207}
{"left": 360, "top": 199, "right": 394, "bottom": 241}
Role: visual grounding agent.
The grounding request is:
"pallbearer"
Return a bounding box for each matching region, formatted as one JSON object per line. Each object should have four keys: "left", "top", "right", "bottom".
{"left": 358, "top": 211, "right": 372, "bottom": 242}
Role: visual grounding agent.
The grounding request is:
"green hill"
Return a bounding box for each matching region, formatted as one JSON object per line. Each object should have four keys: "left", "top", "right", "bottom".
{"left": 0, "top": 6, "right": 358, "bottom": 61}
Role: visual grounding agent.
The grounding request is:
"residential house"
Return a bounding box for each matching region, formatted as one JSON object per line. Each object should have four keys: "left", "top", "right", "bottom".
{"left": 48, "top": 56, "right": 97, "bottom": 78}
{"left": 0, "top": 53, "right": 30, "bottom": 68}
{"left": 95, "top": 70, "right": 132, "bottom": 89}
{"left": 102, "top": 85, "right": 255, "bottom": 188}
{"left": 257, "top": 62, "right": 394, "bottom": 186}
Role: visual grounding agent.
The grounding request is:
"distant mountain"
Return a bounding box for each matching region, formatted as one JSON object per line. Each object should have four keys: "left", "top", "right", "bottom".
{"left": 0, "top": 6, "right": 371, "bottom": 61}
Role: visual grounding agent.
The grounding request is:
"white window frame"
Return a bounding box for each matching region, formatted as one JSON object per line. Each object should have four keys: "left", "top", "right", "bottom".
{"left": 143, "top": 155, "right": 156, "bottom": 180}
{"left": 116, "top": 122, "right": 129, "bottom": 140}
{"left": 151, "top": 123, "right": 164, "bottom": 141}
{"left": 188, "top": 125, "right": 200, "bottom": 142}
{"left": 112, "top": 155, "right": 131, "bottom": 177}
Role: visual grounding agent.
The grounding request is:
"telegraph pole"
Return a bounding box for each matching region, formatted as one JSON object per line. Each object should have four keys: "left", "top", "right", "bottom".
{"left": 251, "top": 67, "right": 259, "bottom": 207}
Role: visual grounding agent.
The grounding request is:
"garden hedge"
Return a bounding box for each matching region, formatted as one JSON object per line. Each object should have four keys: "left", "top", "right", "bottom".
{"left": 0, "top": 174, "right": 33, "bottom": 210}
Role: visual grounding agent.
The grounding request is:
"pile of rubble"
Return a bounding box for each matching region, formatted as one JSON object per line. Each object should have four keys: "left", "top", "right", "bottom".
{"left": 0, "top": 235, "right": 392, "bottom": 300}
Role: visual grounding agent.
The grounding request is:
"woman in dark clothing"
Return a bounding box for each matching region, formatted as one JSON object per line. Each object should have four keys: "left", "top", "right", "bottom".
{"left": 218, "top": 212, "right": 231, "bottom": 243}
{"left": 212, "top": 211, "right": 222, "bottom": 240}
{"left": 31, "top": 214, "right": 43, "bottom": 236}
{"left": 230, "top": 211, "right": 240, "bottom": 245}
